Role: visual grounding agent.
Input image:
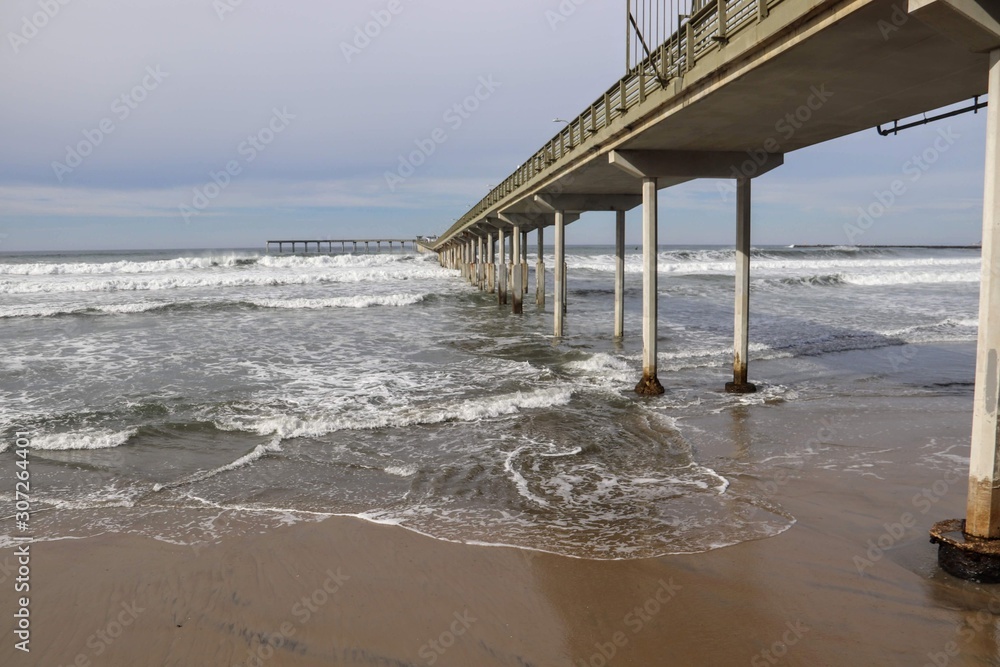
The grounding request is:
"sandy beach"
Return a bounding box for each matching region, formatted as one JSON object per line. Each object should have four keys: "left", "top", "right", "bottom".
{"left": 3, "top": 384, "right": 996, "bottom": 667}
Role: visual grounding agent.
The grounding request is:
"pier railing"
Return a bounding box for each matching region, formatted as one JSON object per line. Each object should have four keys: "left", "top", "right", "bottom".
{"left": 438, "top": 0, "right": 785, "bottom": 245}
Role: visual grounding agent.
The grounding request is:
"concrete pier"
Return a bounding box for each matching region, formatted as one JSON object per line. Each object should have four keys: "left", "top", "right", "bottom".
{"left": 521, "top": 231, "right": 529, "bottom": 296}
{"left": 465, "top": 239, "right": 476, "bottom": 285}
{"left": 512, "top": 225, "right": 524, "bottom": 314}
{"left": 536, "top": 228, "right": 545, "bottom": 308}
{"left": 636, "top": 178, "right": 664, "bottom": 396}
{"left": 478, "top": 236, "right": 485, "bottom": 290}
{"left": 726, "top": 178, "right": 757, "bottom": 394}
{"left": 554, "top": 210, "right": 566, "bottom": 338}
{"left": 614, "top": 210, "right": 625, "bottom": 340}
{"left": 266, "top": 239, "right": 417, "bottom": 254}
{"left": 498, "top": 228, "right": 508, "bottom": 305}
{"left": 932, "top": 45, "right": 1000, "bottom": 581}
{"left": 487, "top": 232, "right": 496, "bottom": 293}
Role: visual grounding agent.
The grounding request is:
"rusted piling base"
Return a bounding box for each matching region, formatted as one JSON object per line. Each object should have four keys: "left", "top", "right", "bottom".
{"left": 725, "top": 382, "right": 758, "bottom": 394}
{"left": 635, "top": 374, "right": 665, "bottom": 396}
{"left": 930, "top": 519, "right": 1000, "bottom": 583}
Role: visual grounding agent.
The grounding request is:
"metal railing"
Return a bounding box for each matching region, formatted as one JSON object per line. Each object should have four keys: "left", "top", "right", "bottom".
{"left": 440, "top": 0, "right": 785, "bottom": 244}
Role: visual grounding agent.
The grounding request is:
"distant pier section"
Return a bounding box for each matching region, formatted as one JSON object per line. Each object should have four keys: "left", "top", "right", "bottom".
{"left": 265, "top": 238, "right": 434, "bottom": 254}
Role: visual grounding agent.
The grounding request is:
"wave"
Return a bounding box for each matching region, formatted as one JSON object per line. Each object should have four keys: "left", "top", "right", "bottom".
{"left": 841, "top": 271, "right": 980, "bottom": 286}
{"left": 560, "top": 253, "right": 979, "bottom": 276}
{"left": 768, "top": 274, "right": 847, "bottom": 288}
{"left": 214, "top": 387, "right": 575, "bottom": 439}
{"left": 0, "top": 266, "right": 448, "bottom": 295}
{"left": 247, "top": 294, "right": 427, "bottom": 310}
{"left": 0, "top": 293, "right": 431, "bottom": 319}
{"left": 153, "top": 437, "right": 283, "bottom": 492}
{"left": 758, "top": 270, "right": 980, "bottom": 289}
{"left": 0, "top": 252, "right": 420, "bottom": 277}
{"left": 29, "top": 429, "right": 137, "bottom": 451}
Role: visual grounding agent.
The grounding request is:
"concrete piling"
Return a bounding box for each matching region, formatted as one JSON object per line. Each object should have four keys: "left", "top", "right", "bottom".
{"left": 521, "top": 231, "right": 529, "bottom": 295}
{"left": 635, "top": 177, "right": 664, "bottom": 396}
{"left": 615, "top": 210, "right": 625, "bottom": 339}
{"left": 554, "top": 210, "right": 566, "bottom": 337}
{"left": 487, "top": 232, "right": 496, "bottom": 293}
{"left": 727, "top": 178, "right": 757, "bottom": 394}
{"left": 536, "top": 228, "right": 545, "bottom": 308}
{"left": 932, "top": 49, "right": 1000, "bottom": 581}
{"left": 477, "top": 236, "right": 485, "bottom": 290}
{"left": 512, "top": 225, "right": 523, "bottom": 314}
{"left": 498, "top": 228, "right": 508, "bottom": 306}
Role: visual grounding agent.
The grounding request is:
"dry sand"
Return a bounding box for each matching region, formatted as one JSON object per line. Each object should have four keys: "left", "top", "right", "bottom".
{"left": 4, "top": 395, "right": 999, "bottom": 667}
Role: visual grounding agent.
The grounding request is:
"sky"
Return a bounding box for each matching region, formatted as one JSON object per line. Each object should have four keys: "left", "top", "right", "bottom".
{"left": 0, "top": 0, "right": 990, "bottom": 252}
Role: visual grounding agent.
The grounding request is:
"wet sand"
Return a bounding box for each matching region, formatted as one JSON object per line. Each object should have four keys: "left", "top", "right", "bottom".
{"left": 4, "top": 393, "right": 999, "bottom": 666}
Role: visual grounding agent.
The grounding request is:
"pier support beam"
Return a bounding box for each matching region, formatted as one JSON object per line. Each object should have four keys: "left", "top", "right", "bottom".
{"left": 536, "top": 228, "right": 545, "bottom": 307}
{"left": 478, "top": 236, "right": 485, "bottom": 290}
{"left": 615, "top": 210, "right": 625, "bottom": 339}
{"left": 469, "top": 240, "right": 476, "bottom": 285}
{"left": 488, "top": 232, "right": 496, "bottom": 293}
{"left": 521, "top": 231, "right": 529, "bottom": 295}
{"left": 464, "top": 241, "right": 471, "bottom": 281}
{"left": 932, "top": 48, "right": 1000, "bottom": 581}
{"left": 498, "top": 228, "right": 508, "bottom": 305}
{"left": 512, "top": 226, "right": 523, "bottom": 314}
{"left": 554, "top": 211, "right": 566, "bottom": 337}
{"left": 636, "top": 178, "right": 664, "bottom": 396}
{"left": 727, "top": 178, "right": 757, "bottom": 394}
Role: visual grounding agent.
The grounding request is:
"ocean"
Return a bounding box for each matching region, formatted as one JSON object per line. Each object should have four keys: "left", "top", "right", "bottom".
{"left": 0, "top": 245, "right": 982, "bottom": 560}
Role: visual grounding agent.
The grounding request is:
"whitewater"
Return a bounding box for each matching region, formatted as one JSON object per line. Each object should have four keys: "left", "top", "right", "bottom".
{"left": 0, "top": 244, "right": 982, "bottom": 558}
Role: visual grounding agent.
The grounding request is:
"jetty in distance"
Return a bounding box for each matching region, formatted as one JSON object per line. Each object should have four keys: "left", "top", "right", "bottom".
{"left": 265, "top": 238, "right": 422, "bottom": 254}
{"left": 427, "top": 0, "right": 1000, "bottom": 581}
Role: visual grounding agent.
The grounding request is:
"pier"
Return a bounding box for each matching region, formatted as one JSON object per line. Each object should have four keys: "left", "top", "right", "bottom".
{"left": 429, "top": 0, "right": 1000, "bottom": 580}
{"left": 265, "top": 239, "right": 419, "bottom": 254}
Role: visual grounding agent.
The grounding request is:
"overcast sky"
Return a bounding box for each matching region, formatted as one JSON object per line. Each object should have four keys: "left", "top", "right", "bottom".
{"left": 0, "top": 0, "right": 989, "bottom": 251}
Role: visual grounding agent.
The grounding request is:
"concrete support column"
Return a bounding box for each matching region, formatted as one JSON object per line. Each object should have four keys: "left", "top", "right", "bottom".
{"left": 476, "top": 236, "right": 486, "bottom": 292}
{"left": 635, "top": 177, "right": 664, "bottom": 395}
{"left": 536, "top": 228, "right": 546, "bottom": 307}
{"left": 931, "top": 50, "right": 1000, "bottom": 583}
{"left": 521, "top": 231, "right": 529, "bottom": 295}
{"left": 498, "top": 228, "right": 508, "bottom": 305}
{"left": 614, "top": 210, "right": 625, "bottom": 339}
{"left": 727, "top": 178, "right": 757, "bottom": 394}
{"left": 487, "top": 233, "right": 496, "bottom": 293}
{"left": 967, "top": 49, "right": 1000, "bottom": 539}
{"left": 554, "top": 211, "right": 566, "bottom": 337}
{"left": 512, "top": 226, "right": 523, "bottom": 314}
{"left": 468, "top": 241, "right": 476, "bottom": 285}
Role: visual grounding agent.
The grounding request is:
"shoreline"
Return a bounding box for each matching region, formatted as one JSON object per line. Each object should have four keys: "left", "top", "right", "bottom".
{"left": 2, "top": 389, "right": 994, "bottom": 666}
